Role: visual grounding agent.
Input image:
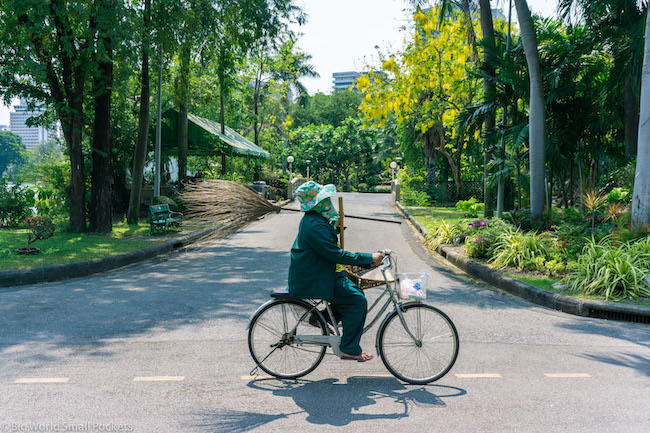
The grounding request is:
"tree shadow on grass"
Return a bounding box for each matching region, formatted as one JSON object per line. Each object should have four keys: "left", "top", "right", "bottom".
{"left": 191, "top": 376, "right": 466, "bottom": 431}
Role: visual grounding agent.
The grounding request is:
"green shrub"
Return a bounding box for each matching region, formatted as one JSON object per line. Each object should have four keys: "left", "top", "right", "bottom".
{"left": 450, "top": 219, "right": 474, "bottom": 243}
{"left": 371, "top": 184, "right": 392, "bottom": 193}
{"left": 357, "top": 183, "right": 368, "bottom": 191}
{"left": 402, "top": 189, "right": 431, "bottom": 206}
{"left": 503, "top": 208, "right": 531, "bottom": 228}
{"left": 463, "top": 218, "right": 515, "bottom": 259}
{"left": 607, "top": 187, "right": 631, "bottom": 204}
{"left": 0, "top": 179, "right": 35, "bottom": 227}
{"left": 552, "top": 223, "right": 589, "bottom": 261}
{"left": 455, "top": 197, "right": 484, "bottom": 217}
{"left": 24, "top": 216, "right": 55, "bottom": 247}
{"left": 431, "top": 221, "right": 454, "bottom": 244}
{"left": 545, "top": 259, "right": 566, "bottom": 276}
{"left": 153, "top": 195, "right": 179, "bottom": 211}
{"left": 465, "top": 235, "right": 489, "bottom": 258}
{"left": 562, "top": 236, "right": 650, "bottom": 300}
{"left": 490, "top": 230, "right": 552, "bottom": 270}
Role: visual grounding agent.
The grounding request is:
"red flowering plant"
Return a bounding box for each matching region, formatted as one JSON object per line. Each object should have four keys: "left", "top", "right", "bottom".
{"left": 23, "top": 216, "right": 55, "bottom": 248}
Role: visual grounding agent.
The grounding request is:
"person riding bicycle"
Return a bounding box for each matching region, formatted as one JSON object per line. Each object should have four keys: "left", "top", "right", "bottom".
{"left": 288, "top": 181, "right": 384, "bottom": 362}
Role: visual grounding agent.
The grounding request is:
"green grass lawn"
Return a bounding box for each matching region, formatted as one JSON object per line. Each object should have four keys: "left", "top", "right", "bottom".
{"left": 405, "top": 206, "right": 466, "bottom": 231}
{"left": 0, "top": 222, "right": 176, "bottom": 271}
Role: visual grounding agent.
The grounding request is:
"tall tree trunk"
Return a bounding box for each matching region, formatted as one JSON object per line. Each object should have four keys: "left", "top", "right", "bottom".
{"left": 497, "top": 0, "right": 513, "bottom": 217}
{"left": 632, "top": 10, "right": 650, "bottom": 228}
{"left": 480, "top": 0, "right": 496, "bottom": 217}
{"left": 253, "top": 52, "right": 264, "bottom": 146}
{"left": 90, "top": 2, "right": 114, "bottom": 233}
{"left": 624, "top": 71, "right": 640, "bottom": 159}
{"left": 68, "top": 108, "right": 86, "bottom": 232}
{"left": 514, "top": 0, "right": 546, "bottom": 225}
{"left": 220, "top": 72, "right": 227, "bottom": 176}
{"left": 127, "top": 0, "right": 151, "bottom": 224}
{"left": 178, "top": 40, "right": 190, "bottom": 183}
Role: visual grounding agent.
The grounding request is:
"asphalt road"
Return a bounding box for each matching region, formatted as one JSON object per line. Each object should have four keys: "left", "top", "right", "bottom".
{"left": 0, "top": 193, "right": 648, "bottom": 433}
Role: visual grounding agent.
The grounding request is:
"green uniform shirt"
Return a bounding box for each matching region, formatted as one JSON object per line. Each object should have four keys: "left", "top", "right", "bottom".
{"left": 288, "top": 211, "right": 373, "bottom": 300}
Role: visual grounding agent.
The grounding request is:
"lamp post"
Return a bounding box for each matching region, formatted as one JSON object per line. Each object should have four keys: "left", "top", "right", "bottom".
{"left": 390, "top": 161, "right": 397, "bottom": 182}
{"left": 287, "top": 155, "right": 294, "bottom": 180}
{"left": 395, "top": 157, "right": 402, "bottom": 182}
{"left": 306, "top": 159, "right": 311, "bottom": 180}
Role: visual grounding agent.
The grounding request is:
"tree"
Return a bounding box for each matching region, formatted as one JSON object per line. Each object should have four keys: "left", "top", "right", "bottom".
{"left": 559, "top": 0, "right": 646, "bottom": 159}
{"left": 631, "top": 9, "right": 650, "bottom": 228}
{"left": 0, "top": 0, "right": 97, "bottom": 230}
{"left": 90, "top": 0, "right": 123, "bottom": 233}
{"left": 514, "top": 0, "right": 546, "bottom": 224}
{"left": 478, "top": 0, "right": 497, "bottom": 217}
{"left": 127, "top": 0, "right": 152, "bottom": 224}
{"left": 358, "top": 7, "right": 482, "bottom": 199}
{"left": 291, "top": 90, "right": 363, "bottom": 129}
{"left": 427, "top": 0, "right": 498, "bottom": 214}
{"left": 0, "top": 131, "right": 26, "bottom": 176}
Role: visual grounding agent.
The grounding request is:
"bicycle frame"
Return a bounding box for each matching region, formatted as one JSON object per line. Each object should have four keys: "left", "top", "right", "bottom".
{"left": 289, "top": 251, "right": 424, "bottom": 357}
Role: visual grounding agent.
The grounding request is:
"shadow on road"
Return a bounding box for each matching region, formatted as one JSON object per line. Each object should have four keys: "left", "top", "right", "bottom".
{"left": 0, "top": 242, "right": 290, "bottom": 364}
{"left": 555, "top": 320, "right": 650, "bottom": 377}
{"left": 191, "top": 376, "right": 466, "bottom": 431}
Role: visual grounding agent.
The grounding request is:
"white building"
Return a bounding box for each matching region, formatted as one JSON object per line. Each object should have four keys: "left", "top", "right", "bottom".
{"left": 9, "top": 98, "right": 59, "bottom": 150}
{"left": 0, "top": 124, "right": 8, "bottom": 131}
{"left": 332, "top": 71, "right": 385, "bottom": 91}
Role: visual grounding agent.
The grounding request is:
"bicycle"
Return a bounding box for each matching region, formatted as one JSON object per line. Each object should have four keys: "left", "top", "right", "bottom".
{"left": 247, "top": 250, "right": 459, "bottom": 384}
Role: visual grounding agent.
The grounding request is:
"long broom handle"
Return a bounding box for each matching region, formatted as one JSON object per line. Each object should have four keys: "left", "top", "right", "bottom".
{"left": 277, "top": 207, "right": 402, "bottom": 224}
{"left": 338, "top": 196, "right": 345, "bottom": 250}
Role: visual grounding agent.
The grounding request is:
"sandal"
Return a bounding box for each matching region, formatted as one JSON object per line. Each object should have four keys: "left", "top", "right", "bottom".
{"left": 340, "top": 352, "right": 374, "bottom": 362}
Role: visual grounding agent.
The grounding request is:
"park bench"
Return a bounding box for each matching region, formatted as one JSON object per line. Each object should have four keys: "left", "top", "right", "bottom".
{"left": 149, "top": 204, "right": 183, "bottom": 235}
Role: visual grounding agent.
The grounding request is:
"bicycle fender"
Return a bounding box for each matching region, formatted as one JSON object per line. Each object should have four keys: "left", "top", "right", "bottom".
{"left": 246, "top": 299, "right": 277, "bottom": 330}
{"left": 245, "top": 298, "right": 316, "bottom": 330}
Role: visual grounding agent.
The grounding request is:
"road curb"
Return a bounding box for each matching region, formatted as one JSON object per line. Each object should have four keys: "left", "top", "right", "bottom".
{"left": 1, "top": 199, "right": 295, "bottom": 290}
{"left": 0, "top": 227, "right": 218, "bottom": 289}
{"left": 395, "top": 201, "right": 650, "bottom": 324}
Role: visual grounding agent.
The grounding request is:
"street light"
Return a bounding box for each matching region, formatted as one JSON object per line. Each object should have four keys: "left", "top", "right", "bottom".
{"left": 395, "top": 157, "right": 403, "bottom": 182}
{"left": 390, "top": 161, "right": 397, "bottom": 182}
{"left": 287, "top": 155, "right": 294, "bottom": 180}
{"left": 306, "top": 159, "right": 311, "bottom": 180}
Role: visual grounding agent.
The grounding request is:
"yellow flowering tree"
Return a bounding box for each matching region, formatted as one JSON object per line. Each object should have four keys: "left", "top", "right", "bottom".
{"left": 358, "top": 7, "right": 482, "bottom": 199}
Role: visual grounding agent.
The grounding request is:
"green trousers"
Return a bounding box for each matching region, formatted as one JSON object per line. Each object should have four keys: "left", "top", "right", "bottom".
{"left": 330, "top": 275, "right": 368, "bottom": 356}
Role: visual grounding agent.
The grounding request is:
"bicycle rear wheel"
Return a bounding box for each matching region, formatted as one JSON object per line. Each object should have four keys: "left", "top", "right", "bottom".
{"left": 248, "top": 299, "right": 327, "bottom": 379}
{"left": 377, "top": 303, "right": 459, "bottom": 384}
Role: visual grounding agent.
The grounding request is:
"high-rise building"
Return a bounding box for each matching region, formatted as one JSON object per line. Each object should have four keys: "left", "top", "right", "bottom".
{"left": 332, "top": 71, "right": 362, "bottom": 90}
{"left": 332, "top": 71, "right": 385, "bottom": 91}
{"left": 0, "top": 125, "right": 8, "bottom": 131}
{"left": 9, "top": 98, "right": 59, "bottom": 150}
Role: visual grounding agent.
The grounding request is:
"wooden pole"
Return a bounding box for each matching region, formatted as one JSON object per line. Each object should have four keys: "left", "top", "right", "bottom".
{"left": 338, "top": 196, "right": 345, "bottom": 250}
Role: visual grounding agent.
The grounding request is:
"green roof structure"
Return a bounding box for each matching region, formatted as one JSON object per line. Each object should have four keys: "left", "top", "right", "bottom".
{"left": 161, "top": 108, "right": 269, "bottom": 159}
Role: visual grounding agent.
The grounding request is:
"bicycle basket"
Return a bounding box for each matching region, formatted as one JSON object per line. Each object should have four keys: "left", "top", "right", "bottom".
{"left": 397, "top": 272, "right": 429, "bottom": 300}
{"left": 345, "top": 265, "right": 393, "bottom": 290}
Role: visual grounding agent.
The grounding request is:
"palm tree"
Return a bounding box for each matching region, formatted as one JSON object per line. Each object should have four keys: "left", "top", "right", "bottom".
{"left": 514, "top": 0, "right": 546, "bottom": 225}
{"left": 559, "top": 0, "right": 646, "bottom": 159}
{"left": 631, "top": 9, "right": 650, "bottom": 228}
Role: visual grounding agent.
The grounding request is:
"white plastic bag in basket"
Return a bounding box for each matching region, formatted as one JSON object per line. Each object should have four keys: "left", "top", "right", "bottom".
{"left": 398, "top": 273, "right": 428, "bottom": 300}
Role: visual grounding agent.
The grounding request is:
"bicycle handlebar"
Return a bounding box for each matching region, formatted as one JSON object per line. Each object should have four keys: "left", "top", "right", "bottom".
{"left": 379, "top": 249, "right": 393, "bottom": 270}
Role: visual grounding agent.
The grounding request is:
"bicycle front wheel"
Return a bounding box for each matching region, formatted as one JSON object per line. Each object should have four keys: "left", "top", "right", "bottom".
{"left": 377, "top": 303, "right": 459, "bottom": 384}
{"left": 248, "top": 299, "right": 327, "bottom": 379}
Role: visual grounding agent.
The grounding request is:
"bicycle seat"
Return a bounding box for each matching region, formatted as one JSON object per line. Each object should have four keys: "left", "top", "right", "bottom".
{"left": 270, "top": 290, "right": 292, "bottom": 299}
